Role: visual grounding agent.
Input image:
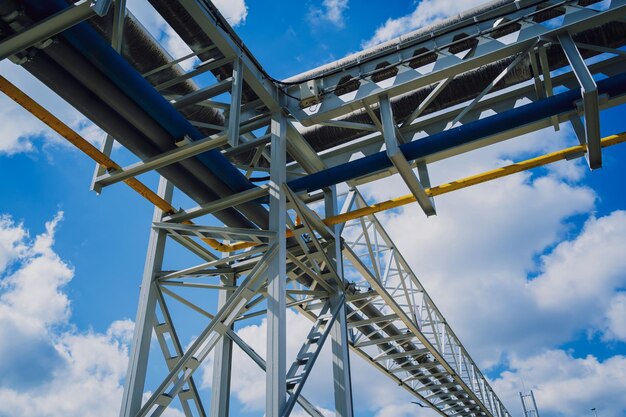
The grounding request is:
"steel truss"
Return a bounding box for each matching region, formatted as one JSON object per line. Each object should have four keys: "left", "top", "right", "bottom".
{"left": 2, "top": 1, "right": 626, "bottom": 417}
{"left": 120, "top": 171, "right": 510, "bottom": 417}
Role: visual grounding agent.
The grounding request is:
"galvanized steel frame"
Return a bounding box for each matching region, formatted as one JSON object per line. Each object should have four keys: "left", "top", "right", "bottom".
{"left": 4, "top": 1, "right": 626, "bottom": 417}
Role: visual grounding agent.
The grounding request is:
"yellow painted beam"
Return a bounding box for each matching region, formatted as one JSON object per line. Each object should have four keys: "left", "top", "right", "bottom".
{"left": 326, "top": 132, "right": 626, "bottom": 226}
{"left": 0, "top": 75, "right": 256, "bottom": 252}
{"left": 3, "top": 74, "right": 625, "bottom": 252}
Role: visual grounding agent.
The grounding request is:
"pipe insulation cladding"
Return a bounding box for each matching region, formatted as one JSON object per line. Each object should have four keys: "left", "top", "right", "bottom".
{"left": 3, "top": 0, "right": 270, "bottom": 229}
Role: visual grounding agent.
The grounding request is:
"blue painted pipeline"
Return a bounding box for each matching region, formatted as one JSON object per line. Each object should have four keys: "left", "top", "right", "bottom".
{"left": 21, "top": 0, "right": 254, "bottom": 195}
{"left": 288, "top": 71, "right": 626, "bottom": 193}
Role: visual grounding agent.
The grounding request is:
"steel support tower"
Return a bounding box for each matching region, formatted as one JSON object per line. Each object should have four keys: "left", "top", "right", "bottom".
{"left": 2, "top": 1, "right": 626, "bottom": 417}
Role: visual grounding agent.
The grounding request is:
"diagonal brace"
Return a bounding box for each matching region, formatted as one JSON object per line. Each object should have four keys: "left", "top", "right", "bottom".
{"left": 559, "top": 33, "right": 601, "bottom": 169}
{"left": 379, "top": 95, "right": 436, "bottom": 216}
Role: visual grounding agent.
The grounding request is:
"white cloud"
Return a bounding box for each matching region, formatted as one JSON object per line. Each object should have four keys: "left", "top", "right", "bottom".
{"left": 356, "top": 124, "right": 626, "bottom": 370}
{"left": 493, "top": 350, "right": 626, "bottom": 417}
{"left": 0, "top": 61, "right": 106, "bottom": 156}
{"left": 212, "top": 0, "right": 248, "bottom": 26}
{"left": 605, "top": 293, "right": 626, "bottom": 342}
{"left": 0, "top": 212, "right": 136, "bottom": 417}
{"left": 309, "top": 0, "right": 349, "bottom": 29}
{"left": 362, "top": 0, "right": 486, "bottom": 48}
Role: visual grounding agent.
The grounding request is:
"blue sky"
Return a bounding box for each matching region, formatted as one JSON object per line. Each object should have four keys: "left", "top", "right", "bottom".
{"left": 0, "top": 1, "right": 625, "bottom": 417}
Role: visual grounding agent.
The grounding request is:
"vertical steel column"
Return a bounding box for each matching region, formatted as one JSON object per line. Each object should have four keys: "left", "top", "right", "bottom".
{"left": 210, "top": 268, "right": 235, "bottom": 417}
{"left": 91, "top": 0, "right": 125, "bottom": 193}
{"left": 120, "top": 176, "right": 173, "bottom": 417}
{"left": 266, "top": 111, "right": 287, "bottom": 417}
{"left": 325, "top": 187, "right": 354, "bottom": 417}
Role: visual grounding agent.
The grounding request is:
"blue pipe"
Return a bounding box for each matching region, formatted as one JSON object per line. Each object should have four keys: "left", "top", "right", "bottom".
{"left": 22, "top": 0, "right": 254, "bottom": 194}
{"left": 288, "top": 72, "right": 626, "bottom": 193}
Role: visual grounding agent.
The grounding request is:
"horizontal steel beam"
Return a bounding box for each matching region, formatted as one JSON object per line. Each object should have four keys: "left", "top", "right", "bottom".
{"left": 94, "top": 134, "right": 228, "bottom": 189}
{"left": 0, "top": 0, "right": 110, "bottom": 61}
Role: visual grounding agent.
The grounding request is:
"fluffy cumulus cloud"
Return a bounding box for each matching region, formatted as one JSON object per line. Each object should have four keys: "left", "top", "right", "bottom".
{"left": 354, "top": 123, "right": 626, "bottom": 415}
{"left": 308, "top": 0, "right": 350, "bottom": 29}
{"left": 0, "top": 61, "right": 107, "bottom": 156}
{"left": 212, "top": 0, "right": 248, "bottom": 26}
{"left": 493, "top": 350, "right": 626, "bottom": 417}
{"left": 0, "top": 213, "right": 134, "bottom": 417}
{"left": 200, "top": 309, "right": 430, "bottom": 416}
{"left": 362, "top": 0, "right": 486, "bottom": 48}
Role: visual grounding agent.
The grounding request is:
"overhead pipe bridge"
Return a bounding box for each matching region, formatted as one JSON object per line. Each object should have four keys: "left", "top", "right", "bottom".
{"left": 1, "top": 1, "right": 626, "bottom": 417}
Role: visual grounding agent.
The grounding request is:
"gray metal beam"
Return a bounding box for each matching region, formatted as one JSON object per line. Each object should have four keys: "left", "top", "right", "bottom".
{"left": 559, "top": 33, "right": 601, "bottom": 169}
{"left": 210, "top": 272, "right": 234, "bottom": 417}
{"left": 286, "top": 0, "right": 626, "bottom": 125}
{"left": 0, "top": 0, "right": 110, "bottom": 61}
{"left": 120, "top": 177, "right": 172, "bottom": 417}
{"left": 95, "top": 134, "right": 228, "bottom": 188}
{"left": 177, "top": 0, "right": 280, "bottom": 110}
{"left": 228, "top": 58, "right": 244, "bottom": 147}
{"left": 267, "top": 111, "right": 287, "bottom": 417}
{"left": 325, "top": 188, "right": 354, "bottom": 417}
{"left": 172, "top": 77, "right": 233, "bottom": 110}
{"left": 380, "top": 95, "right": 435, "bottom": 216}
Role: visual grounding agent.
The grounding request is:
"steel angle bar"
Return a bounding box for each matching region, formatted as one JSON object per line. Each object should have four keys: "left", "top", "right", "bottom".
{"left": 171, "top": 77, "right": 233, "bottom": 109}
{"left": 559, "top": 33, "right": 601, "bottom": 168}
{"left": 154, "top": 56, "right": 233, "bottom": 91}
{"left": 121, "top": 178, "right": 172, "bottom": 417}
{"left": 228, "top": 57, "right": 244, "bottom": 147}
{"left": 94, "top": 134, "right": 229, "bottom": 188}
{"left": 163, "top": 185, "right": 269, "bottom": 223}
{"left": 142, "top": 45, "right": 218, "bottom": 78}
{"left": 154, "top": 222, "right": 274, "bottom": 242}
{"left": 286, "top": 121, "right": 327, "bottom": 174}
{"left": 90, "top": 0, "right": 123, "bottom": 192}
{"left": 282, "top": 296, "right": 345, "bottom": 417}
{"left": 347, "top": 314, "right": 399, "bottom": 328}
{"left": 287, "top": 0, "right": 626, "bottom": 124}
{"left": 343, "top": 245, "right": 496, "bottom": 417}
{"left": 177, "top": 0, "right": 280, "bottom": 110}
{"left": 153, "top": 287, "right": 207, "bottom": 417}
{"left": 224, "top": 330, "right": 325, "bottom": 417}
{"left": 448, "top": 43, "right": 537, "bottom": 128}
{"left": 353, "top": 332, "right": 415, "bottom": 348}
{"left": 363, "top": 102, "right": 384, "bottom": 132}
{"left": 0, "top": 0, "right": 110, "bottom": 61}
{"left": 159, "top": 246, "right": 266, "bottom": 280}
{"left": 168, "top": 232, "right": 219, "bottom": 262}
{"left": 402, "top": 77, "right": 452, "bottom": 127}
{"left": 286, "top": 252, "right": 335, "bottom": 293}
{"left": 159, "top": 281, "right": 237, "bottom": 291}
{"left": 538, "top": 44, "right": 560, "bottom": 131}
{"left": 380, "top": 95, "right": 436, "bottom": 216}
{"left": 137, "top": 244, "right": 278, "bottom": 417}
{"left": 575, "top": 42, "right": 626, "bottom": 56}
{"left": 284, "top": 185, "right": 334, "bottom": 240}
{"left": 318, "top": 120, "right": 379, "bottom": 131}
{"left": 160, "top": 285, "right": 216, "bottom": 321}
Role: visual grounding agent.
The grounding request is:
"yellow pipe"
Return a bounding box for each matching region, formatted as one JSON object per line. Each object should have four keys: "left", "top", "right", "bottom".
{"left": 0, "top": 75, "right": 257, "bottom": 252}
{"left": 326, "top": 132, "right": 626, "bottom": 226}
{"left": 3, "top": 74, "right": 625, "bottom": 252}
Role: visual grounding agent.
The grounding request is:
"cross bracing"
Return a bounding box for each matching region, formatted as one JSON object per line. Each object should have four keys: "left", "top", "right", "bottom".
{"left": 1, "top": 0, "right": 626, "bottom": 417}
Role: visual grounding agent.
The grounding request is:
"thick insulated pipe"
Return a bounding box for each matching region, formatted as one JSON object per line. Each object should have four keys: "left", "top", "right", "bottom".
{"left": 0, "top": 74, "right": 260, "bottom": 252}
{"left": 288, "top": 71, "right": 626, "bottom": 193}
{"left": 18, "top": 51, "right": 256, "bottom": 229}
{"left": 19, "top": 0, "right": 256, "bottom": 195}
{"left": 38, "top": 40, "right": 268, "bottom": 228}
